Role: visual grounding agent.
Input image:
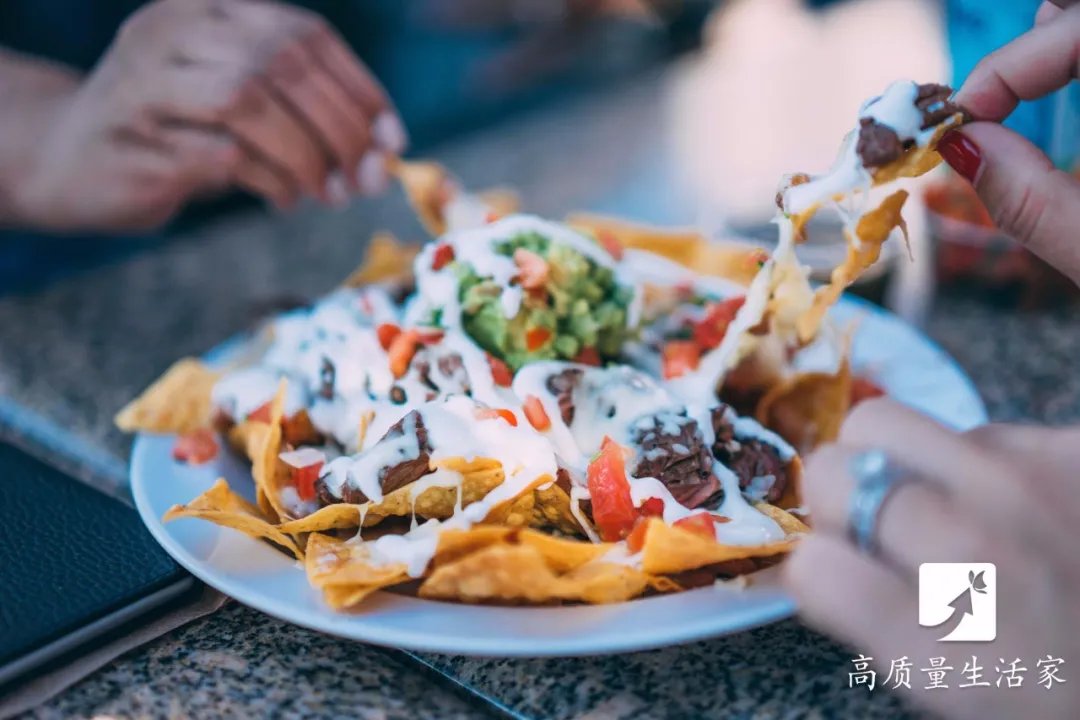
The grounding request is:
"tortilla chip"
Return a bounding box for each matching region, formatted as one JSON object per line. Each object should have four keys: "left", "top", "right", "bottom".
{"left": 115, "top": 358, "right": 220, "bottom": 434}
{"left": 531, "top": 482, "right": 587, "bottom": 535}
{"left": 476, "top": 188, "right": 521, "bottom": 219}
{"left": 566, "top": 213, "right": 763, "bottom": 286}
{"left": 871, "top": 114, "right": 964, "bottom": 185}
{"left": 250, "top": 381, "right": 289, "bottom": 522}
{"left": 277, "top": 503, "right": 371, "bottom": 534}
{"left": 755, "top": 502, "right": 810, "bottom": 534}
{"left": 163, "top": 478, "right": 302, "bottom": 560}
{"left": 387, "top": 157, "right": 453, "bottom": 237}
{"left": 755, "top": 359, "right": 853, "bottom": 454}
{"left": 418, "top": 542, "right": 662, "bottom": 604}
{"left": 342, "top": 232, "right": 419, "bottom": 288}
{"left": 304, "top": 534, "right": 410, "bottom": 608}
{"left": 639, "top": 518, "right": 795, "bottom": 576}
{"left": 795, "top": 190, "right": 908, "bottom": 343}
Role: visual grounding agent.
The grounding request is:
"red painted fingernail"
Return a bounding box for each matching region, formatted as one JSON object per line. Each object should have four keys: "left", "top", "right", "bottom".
{"left": 938, "top": 130, "right": 982, "bottom": 183}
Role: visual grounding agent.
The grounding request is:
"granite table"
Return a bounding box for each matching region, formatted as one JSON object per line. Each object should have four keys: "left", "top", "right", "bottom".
{"left": 3, "top": 68, "right": 1078, "bottom": 720}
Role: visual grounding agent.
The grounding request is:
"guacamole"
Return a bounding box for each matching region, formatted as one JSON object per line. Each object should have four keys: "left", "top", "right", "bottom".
{"left": 454, "top": 231, "right": 635, "bottom": 370}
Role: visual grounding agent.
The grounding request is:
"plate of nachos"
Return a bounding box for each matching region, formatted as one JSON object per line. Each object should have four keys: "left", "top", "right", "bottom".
{"left": 120, "top": 80, "right": 985, "bottom": 655}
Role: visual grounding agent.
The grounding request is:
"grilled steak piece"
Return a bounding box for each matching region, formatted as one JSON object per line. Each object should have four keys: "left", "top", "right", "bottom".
{"left": 315, "top": 411, "right": 433, "bottom": 505}
{"left": 545, "top": 368, "right": 583, "bottom": 425}
{"left": 915, "top": 82, "right": 961, "bottom": 129}
{"left": 856, "top": 118, "right": 905, "bottom": 168}
{"left": 710, "top": 405, "right": 789, "bottom": 504}
{"left": 630, "top": 412, "right": 719, "bottom": 509}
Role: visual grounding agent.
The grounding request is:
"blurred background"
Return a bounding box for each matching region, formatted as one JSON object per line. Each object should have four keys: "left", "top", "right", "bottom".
{"left": 1, "top": 0, "right": 1077, "bottom": 310}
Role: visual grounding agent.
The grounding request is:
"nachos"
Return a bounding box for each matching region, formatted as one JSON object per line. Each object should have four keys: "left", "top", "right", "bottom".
{"left": 119, "top": 80, "right": 961, "bottom": 609}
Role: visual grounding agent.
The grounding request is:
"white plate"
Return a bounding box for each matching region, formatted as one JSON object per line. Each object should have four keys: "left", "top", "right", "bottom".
{"left": 131, "top": 296, "right": 986, "bottom": 657}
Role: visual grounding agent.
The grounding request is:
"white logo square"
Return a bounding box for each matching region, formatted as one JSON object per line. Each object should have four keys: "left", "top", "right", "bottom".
{"left": 918, "top": 563, "right": 996, "bottom": 642}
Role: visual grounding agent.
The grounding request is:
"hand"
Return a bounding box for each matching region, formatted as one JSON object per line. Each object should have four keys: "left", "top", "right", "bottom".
{"left": 783, "top": 398, "right": 1079, "bottom": 720}
{"left": 13, "top": 0, "right": 406, "bottom": 231}
{"left": 938, "top": 2, "right": 1080, "bottom": 286}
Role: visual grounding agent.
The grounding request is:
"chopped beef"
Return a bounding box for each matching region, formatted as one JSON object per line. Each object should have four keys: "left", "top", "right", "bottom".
{"left": 409, "top": 350, "right": 470, "bottom": 396}
{"left": 856, "top": 118, "right": 905, "bottom": 168}
{"left": 319, "top": 357, "right": 335, "bottom": 399}
{"left": 915, "top": 82, "right": 961, "bottom": 129}
{"left": 545, "top": 368, "right": 583, "bottom": 425}
{"left": 315, "top": 412, "right": 433, "bottom": 505}
{"left": 710, "top": 405, "right": 789, "bottom": 504}
{"left": 630, "top": 412, "right": 719, "bottom": 509}
{"left": 555, "top": 467, "right": 573, "bottom": 494}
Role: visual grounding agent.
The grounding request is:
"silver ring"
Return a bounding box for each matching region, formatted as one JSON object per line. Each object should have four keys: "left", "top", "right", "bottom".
{"left": 846, "top": 449, "right": 908, "bottom": 556}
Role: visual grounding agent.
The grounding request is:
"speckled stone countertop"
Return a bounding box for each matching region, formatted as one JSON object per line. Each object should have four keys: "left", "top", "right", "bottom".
{"left": 3, "top": 68, "right": 1078, "bottom": 720}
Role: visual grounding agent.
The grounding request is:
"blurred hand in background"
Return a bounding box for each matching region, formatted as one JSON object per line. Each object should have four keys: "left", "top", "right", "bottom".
{"left": 0, "top": 0, "right": 406, "bottom": 232}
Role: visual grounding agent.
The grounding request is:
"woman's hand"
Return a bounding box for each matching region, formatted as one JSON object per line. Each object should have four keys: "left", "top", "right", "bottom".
{"left": 783, "top": 399, "right": 1080, "bottom": 720}
{"left": 937, "top": 1, "right": 1080, "bottom": 285}
{"left": 12, "top": 0, "right": 406, "bottom": 231}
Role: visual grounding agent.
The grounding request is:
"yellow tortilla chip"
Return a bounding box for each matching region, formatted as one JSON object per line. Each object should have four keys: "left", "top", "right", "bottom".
{"left": 755, "top": 502, "right": 810, "bottom": 534}
{"left": 531, "top": 482, "right": 588, "bottom": 535}
{"left": 251, "top": 381, "right": 289, "bottom": 522}
{"left": 756, "top": 359, "right": 853, "bottom": 454}
{"left": 566, "top": 212, "right": 763, "bottom": 286}
{"left": 304, "top": 534, "right": 410, "bottom": 608}
{"left": 387, "top": 157, "right": 453, "bottom": 237}
{"left": 871, "top": 114, "right": 964, "bottom": 185}
{"left": 476, "top": 188, "right": 521, "bottom": 219}
{"left": 163, "top": 478, "right": 302, "bottom": 560}
{"left": 277, "top": 503, "right": 371, "bottom": 534}
{"left": 342, "top": 231, "right": 419, "bottom": 288}
{"left": 418, "top": 542, "right": 662, "bottom": 605}
{"left": 114, "top": 358, "right": 220, "bottom": 434}
{"left": 795, "top": 190, "right": 908, "bottom": 343}
{"left": 639, "top": 518, "right": 796, "bottom": 576}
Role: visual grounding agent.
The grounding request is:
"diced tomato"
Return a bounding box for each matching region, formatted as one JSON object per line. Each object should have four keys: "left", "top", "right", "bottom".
{"left": 291, "top": 461, "right": 324, "bottom": 502}
{"left": 525, "top": 327, "right": 552, "bottom": 351}
{"left": 485, "top": 210, "right": 501, "bottom": 224}
{"left": 416, "top": 328, "right": 445, "bottom": 344}
{"left": 388, "top": 329, "right": 420, "bottom": 378}
{"left": 596, "top": 229, "right": 624, "bottom": 261}
{"left": 376, "top": 322, "right": 401, "bottom": 351}
{"left": 692, "top": 296, "right": 746, "bottom": 351}
{"left": 587, "top": 437, "right": 638, "bottom": 542}
{"left": 640, "top": 497, "right": 665, "bottom": 516}
{"left": 850, "top": 376, "right": 886, "bottom": 406}
{"left": 475, "top": 407, "right": 518, "bottom": 426}
{"left": 513, "top": 247, "right": 549, "bottom": 290}
{"left": 523, "top": 395, "right": 551, "bottom": 431}
{"left": 674, "top": 512, "right": 717, "bottom": 540}
{"left": 662, "top": 340, "right": 701, "bottom": 379}
{"left": 626, "top": 518, "right": 650, "bottom": 553}
{"left": 431, "top": 243, "right": 455, "bottom": 271}
{"left": 486, "top": 354, "right": 514, "bottom": 386}
{"left": 247, "top": 401, "right": 272, "bottom": 423}
{"left": 172, "top": 428, "right": 219, "bottom": 465}
{"left": 573, "top": 346, "right": 601, "bottom": 366}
